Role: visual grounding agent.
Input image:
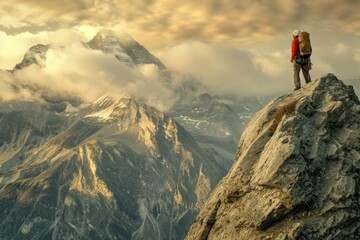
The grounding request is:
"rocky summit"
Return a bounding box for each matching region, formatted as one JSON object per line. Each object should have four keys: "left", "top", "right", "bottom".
{"left": 185, "top": 74, "right": 360, "bottom": 240}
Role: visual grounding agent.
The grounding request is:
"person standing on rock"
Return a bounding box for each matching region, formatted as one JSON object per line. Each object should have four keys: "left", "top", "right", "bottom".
{"left": 291, "top": 29, "right": 312, "bottom": 91}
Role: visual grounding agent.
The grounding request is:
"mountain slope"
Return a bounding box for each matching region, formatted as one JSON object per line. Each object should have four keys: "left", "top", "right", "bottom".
{"left": 0, "top": 97, "right": 226, "bottom": 240}
{"left": 168, "top": 78, "right": 262, "bottom": 169}
{"left": 185, "top": 74, "right": 360, "bottom": 240}
{"left": 87, "top": 30, "right": 166, "bottom": 69}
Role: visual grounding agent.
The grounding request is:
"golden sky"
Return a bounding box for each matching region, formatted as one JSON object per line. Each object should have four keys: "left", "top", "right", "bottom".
{"left": 0, "top": 0, "right": 360, "bottom": 95}
{"left": 1, "top": 0, "right": 360, "bottom": 44}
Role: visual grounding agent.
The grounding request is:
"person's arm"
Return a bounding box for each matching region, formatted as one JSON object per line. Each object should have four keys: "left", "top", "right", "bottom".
{"left": 290, "top": 38, "right": 299, "bottom": 62}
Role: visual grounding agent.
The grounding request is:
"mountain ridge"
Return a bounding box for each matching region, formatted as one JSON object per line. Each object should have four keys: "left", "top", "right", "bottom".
{"left": 0, "top": 95, "right": 226, "bottom": 240}
{"left": 6, "top": 29, "right": 261, "bottom": 171}
{"left": 87, "top": 30, "right": 165, "bottom": 68}
{"left": 185, "top": 73, "right": 360, "bottom": 240}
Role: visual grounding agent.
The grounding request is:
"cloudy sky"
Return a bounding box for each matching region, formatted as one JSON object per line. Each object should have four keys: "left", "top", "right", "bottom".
{"left": 0, "top": 0, "right": 360, "bottom": 98}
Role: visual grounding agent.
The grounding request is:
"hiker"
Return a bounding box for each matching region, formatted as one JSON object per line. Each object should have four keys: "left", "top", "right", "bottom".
{"left": 290, "top": 29, "right": 312, "bottom": 91}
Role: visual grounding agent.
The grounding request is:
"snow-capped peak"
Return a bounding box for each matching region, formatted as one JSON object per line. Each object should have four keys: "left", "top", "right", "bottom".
{"left": 97, "top": 29, "right": 133, "bottom": 43}
{"left": 87, "top": 30, "right": 134, "bottom": 65}
{"left": 87, "top": 30, "right": 167, "bottom": 70}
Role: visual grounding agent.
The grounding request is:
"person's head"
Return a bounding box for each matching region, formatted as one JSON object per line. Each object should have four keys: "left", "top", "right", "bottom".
{"left": 293, "top": 29, "right": 300, "bottom": 38}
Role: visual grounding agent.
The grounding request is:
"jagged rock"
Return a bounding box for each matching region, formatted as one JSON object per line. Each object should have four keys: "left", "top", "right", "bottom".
{"left": 13, "top": 44, "right": 50, "bottom": 70}
{"left": 0, "top": 96, "right": 226, "bottom": 240}
{"left": 185, "top": 74, "right": 360, "bottom": 240}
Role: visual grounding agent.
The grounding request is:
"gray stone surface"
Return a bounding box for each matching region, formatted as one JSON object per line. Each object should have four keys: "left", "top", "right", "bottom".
{"left": 185, "top": 74, "right": 360, "bottom": 240}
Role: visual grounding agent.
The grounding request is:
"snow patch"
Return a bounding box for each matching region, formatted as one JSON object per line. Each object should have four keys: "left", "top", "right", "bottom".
{"left": 85, "top": 107, "right": 114, "bottom": 121}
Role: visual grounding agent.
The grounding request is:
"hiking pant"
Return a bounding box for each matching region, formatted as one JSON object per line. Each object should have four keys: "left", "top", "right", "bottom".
{"left": 293, "top": 62, "right": 311, "bottom": 89}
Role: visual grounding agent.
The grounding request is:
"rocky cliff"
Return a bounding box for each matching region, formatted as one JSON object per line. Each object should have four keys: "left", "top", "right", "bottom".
{"left": 185, "top": 74, "right": 360, "bottom": 240}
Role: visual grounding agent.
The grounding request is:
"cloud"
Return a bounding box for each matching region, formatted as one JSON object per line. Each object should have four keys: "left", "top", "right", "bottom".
{"left": 0, "top": 28, "right": 95, "bottom": 69}
{"left": 253, "top": 41, "right": 360, "bottom": 90}
{"left": 162, "top": 41, "right": 288, "bottom": 96}
{"left": 162, "top": 40, "right": 360, "bottom": 97}
{"left": 7, "top": 42, "right": 173, "bottom": 111}
{"left": 0, "top": 31, "right": 47, "bottom": 69}
{"left": 2, "top": 26, "right": 359, "bottom": 103}
{"left": 0, "top": 71, "right": 36, "bottom": 101}
{"left": 0, "top": 0, "right": 359, "bottom": 47}
{"left": 1, "top": 1, "right": 360, "bottom": 86}
{"left": 317, "top": 43, "right": 360, "bottom": 79}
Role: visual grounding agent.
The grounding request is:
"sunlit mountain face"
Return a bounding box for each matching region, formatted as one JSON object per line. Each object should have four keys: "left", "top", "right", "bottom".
{"left": 0, "top": 94, "right": 227, "bottom": 239}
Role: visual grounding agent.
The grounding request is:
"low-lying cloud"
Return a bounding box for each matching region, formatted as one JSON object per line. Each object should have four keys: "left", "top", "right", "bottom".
{"left": 1, "top": 33, "right": 359, "bottom": 113}
{"left": 0, "top": 71, "right": 36, "bottom": 101}
{"left": 162, "top": 40, "right": 360, "bottom": 97}
{"left": 0, "top": 28, "right": 96, "bottom": 69}
{"left": 162, "top": 41, "right": 290, "bottom": 96}
{"left": 2, "top": 42, "right": 173, "bottom": 111}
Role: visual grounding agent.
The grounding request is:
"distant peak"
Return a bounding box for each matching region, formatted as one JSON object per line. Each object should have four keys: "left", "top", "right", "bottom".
{"left": 87, "top": 29, "right": 168, "bottom": 70}
{"left": 14, "top": 44, "right": 50, "bottom": 70}
{"left": 93, "top": 29, "right": 134, "bottom": 43}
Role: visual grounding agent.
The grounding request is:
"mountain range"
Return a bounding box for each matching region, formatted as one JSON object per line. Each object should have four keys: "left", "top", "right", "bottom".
{"left": 0, "top": 30, "right": 261, "bottom": 239}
